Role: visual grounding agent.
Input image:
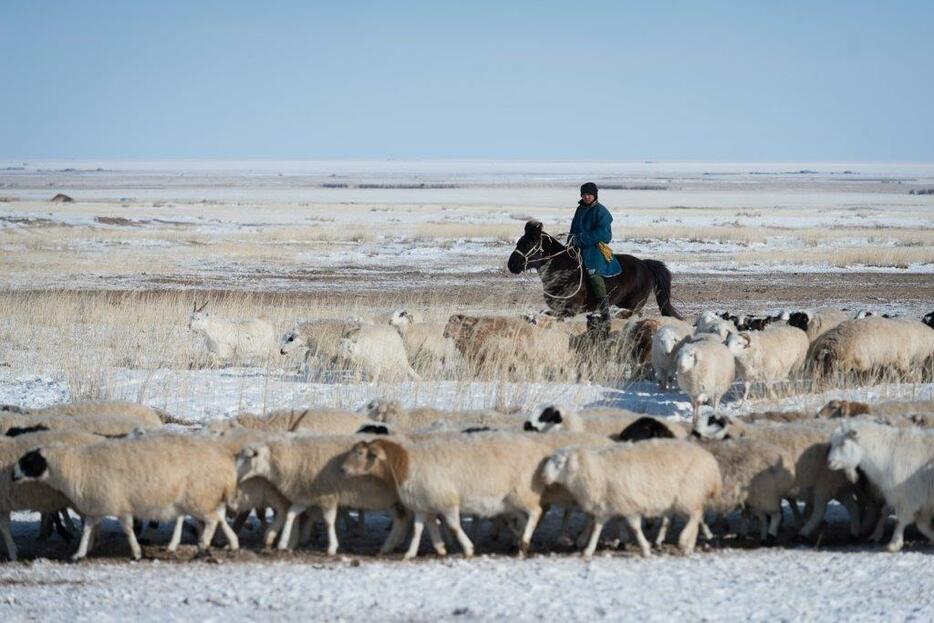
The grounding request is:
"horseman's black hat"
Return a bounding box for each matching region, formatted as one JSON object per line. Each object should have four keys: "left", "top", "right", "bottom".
{"left": 580, "top": 182, "right": 598, "bottom": 197}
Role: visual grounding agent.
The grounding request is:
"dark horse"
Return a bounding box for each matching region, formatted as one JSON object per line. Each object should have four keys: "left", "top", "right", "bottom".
{"left": 507, "top": 220, "right": 682, "bottom": 319}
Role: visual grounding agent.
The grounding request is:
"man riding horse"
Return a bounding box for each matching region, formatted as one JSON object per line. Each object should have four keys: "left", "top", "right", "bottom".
{"left": 569, "top": 182, "right": 620, "bottom": 323}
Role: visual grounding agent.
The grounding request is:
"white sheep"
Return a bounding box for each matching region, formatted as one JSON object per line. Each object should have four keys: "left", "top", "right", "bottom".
{"left": 340, "top": 432, "right": 552, "bottom": 558}
{"left": 786, "top": 309, "right": 852, "bottom": 342}
{"left": 676, "top": 338, "right": 736, "bottom": 426}
{"left": 364, "top": 399, "right": 523, "bottom": 433}
{"left": 808, "top": 317, "right": 934, "bottom": 380}
{"left": 695, "top": 311, "right": 736, "bottom": 341}
{"left": 694, "top": 416, "right": 860, "bottom": 539}
{"left": 0, "top": 430, "right": 102, "bottom": 561}
{"left": 236, "top": 433, "right": 405, "bottom": 555}
{"left": 188, "top": 303, "right": 276, "bottom": 366}
{"left": 651, "top": 324, "right": 693, "bottom": 390}
{"left": 389, "top": 309, "right": 462, "bottom": 376}
{"left": 24, "top": 401, "right": 167, "bottom": 426}
{"left": 827, "top": 420, "right": 934, "bottom": 552}
{"left": 339, "top": 323, "right": 421, "bottom": 381}
{"left": 206, "top": 408, "right": 379, "bottom": 435}
{"left": 0, "top": 411, "right": 160, "bottom": 437}
{"left": 524, "top": 404, "right": 688, "bottom": 439}
{"left": 12, "top": 433, "right": 240, "bottom": 560}
{"left": 541, "top": 440, "right": 721, "bottom": 557}
{"left": 727, "top": 325, "right": 809, "bottom": 399}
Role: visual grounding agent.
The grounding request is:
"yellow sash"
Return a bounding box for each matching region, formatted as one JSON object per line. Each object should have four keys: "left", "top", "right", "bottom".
{"left": 597, "top": 241, "right": 614, "bottom": 262}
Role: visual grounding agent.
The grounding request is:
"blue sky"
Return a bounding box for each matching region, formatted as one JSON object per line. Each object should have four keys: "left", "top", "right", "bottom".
{"left": 2, "top": 1, "right": 932, "bottom": 160}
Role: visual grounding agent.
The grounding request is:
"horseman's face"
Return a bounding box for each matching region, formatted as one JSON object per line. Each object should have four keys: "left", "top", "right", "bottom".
{"left": 580, "top": 193, "right": 596, "bottom": 205}
{"left": 508, "top": 221, "right": 545, "bottom": 274}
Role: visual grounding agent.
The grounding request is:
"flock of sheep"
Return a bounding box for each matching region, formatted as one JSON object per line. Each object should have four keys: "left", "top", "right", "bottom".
{"left": 1, "top": 394, "right": 934, "bottom": 563}
{"left": 0, "top": 304, "right": 929, "bottom": 564}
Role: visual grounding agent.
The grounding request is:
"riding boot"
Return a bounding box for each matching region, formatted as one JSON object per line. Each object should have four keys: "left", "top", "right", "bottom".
{"left": 599, "top": 296, "right": 611, "bottom": 322}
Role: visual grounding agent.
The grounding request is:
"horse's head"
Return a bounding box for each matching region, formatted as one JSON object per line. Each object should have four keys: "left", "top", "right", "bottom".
{"left": 508, "top": 220, "right": 549, "bottom": 274}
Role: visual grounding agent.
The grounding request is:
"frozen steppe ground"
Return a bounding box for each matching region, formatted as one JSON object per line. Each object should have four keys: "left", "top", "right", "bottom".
{"left": 0, "top": 160, "right": 932, "bottom": 620}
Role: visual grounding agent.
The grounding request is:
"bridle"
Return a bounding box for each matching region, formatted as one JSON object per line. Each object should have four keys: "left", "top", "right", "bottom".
{"left": 511, "top": 232, "right": 585, "bottom": 300}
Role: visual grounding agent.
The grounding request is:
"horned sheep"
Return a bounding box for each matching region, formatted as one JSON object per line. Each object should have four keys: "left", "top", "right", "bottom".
{"left": 12, "top": 433, "right": 240, "bottom": 560}
{"left": 727, "top": 325, "right": 809, "bottom": 399}
{"left": 541, "top": 440, "right": 721, "bottom": 557}
{"left": 188, "top": 303, "right": 276, "bottom": 365}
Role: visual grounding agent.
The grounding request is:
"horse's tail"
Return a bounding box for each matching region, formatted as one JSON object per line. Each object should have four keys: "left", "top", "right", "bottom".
{"left": 644, "top": 259, "right": 682, "bottom": 320}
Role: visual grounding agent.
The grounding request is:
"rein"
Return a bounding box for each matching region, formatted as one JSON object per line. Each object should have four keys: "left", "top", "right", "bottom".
{"left": 512, "top": 232, "right": 586, "bottom": 301}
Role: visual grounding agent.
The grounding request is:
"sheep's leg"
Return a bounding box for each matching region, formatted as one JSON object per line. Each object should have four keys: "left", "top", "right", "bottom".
{"left": 0, "top": 513, "right": 17, "bottom": 562}
{"left": 700, "top": 520, "right": 714, "bottom": 541}
{"left": 277, "top": 504, "right": 307, "bottom": 551}
{"left": 555, "top": 507, "right": 575, "bottom": 547}
{"left": 38, "top": 513, "right": 54, "bottom": 540}
{"left": 215, "top": 507, "right": 240, "bottom": 551}
{"left": 577, "top": 514, "right": 595, "bottom": 550}
{"left": 299, "top": 513, "right": 315, "bottom": 546}
{"left": 691, "top": 401, "right": 702, "bottom": 429}
{"left": 785, "top": 498, "right": 802, "bottom": 525}
{"left": 871, "top": 510, "right": 889, "bottom": 543}
{"left": 626, "top": 515, "right": 651, "bottom": 557}
{"left": 840, "top": 493, "right": 862, "bottom": 538}
{"left": 380, "top": 506, "right": 410, "bottom": 555}
{"left": 323, "top": 506, "right": 340, "bottom": 556}
{"left": 654, "top": 515, "right": 670, "bottom": 547}
{"left": 757, "top": 512, "right": 769, "bottom": 542}
{"left": 742, "top": 382, "right": 750, "bottom": 401}
{"left": 72, "top": 516, "right": 100, "bottom": 561}
{"left": 119, "top": 515, "right": 143, "bottom": 560}
{"left": 167, "top": 516, "right": 185, "bottom": 553}
{"left": 440, "top": 508, "right": 474, "bottom": 558}
{"left": 767, "top": 513, "right": 782, "bottom": 540}
{"left": 424, "top": 515, "right": 447, "bottom": 556}
{"left": 914, "top": 510, "right": 934, "bottom": 544}
{"left": 678, "top": 511, "right": 702, "bottom": 555}
{"left": 518, "top": 506, "right": 543, "bottom": 556}
{"left": 404, "top": 513, "right": 427, "bottom": 560}
{"left": 232, "top": 511, "right": 251, "bottom": 535}
{"left": 886, "top": 513, "right": 913, "bottom": 553}
{"left": 355, "top": 510, "right": 366, "bottom": 537}
{"left": 798, "top": 489, "right": 831, "bottom": 538}
{"left": 199, "top": 517, "right": 220, "bottom": 552}
{"left": 264, "top": 508, "right": 287, "bottom": 548}
{"left": 583, "top": 516, "right": 606, "bottom": 559}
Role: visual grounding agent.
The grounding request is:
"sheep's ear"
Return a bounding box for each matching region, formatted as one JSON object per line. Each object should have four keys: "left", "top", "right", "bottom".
{"left": 846, "top": 429, "right": 858, "bottom": 441}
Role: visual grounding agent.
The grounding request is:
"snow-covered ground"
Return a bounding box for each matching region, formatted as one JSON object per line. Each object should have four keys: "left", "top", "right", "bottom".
{"left": 0, "top": 161, "right": 932, "bottom": 620}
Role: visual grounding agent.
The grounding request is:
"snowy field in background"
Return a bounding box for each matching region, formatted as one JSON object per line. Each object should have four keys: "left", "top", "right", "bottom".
{"left": 0, "top": 161, "right": 932, "bottom": 621}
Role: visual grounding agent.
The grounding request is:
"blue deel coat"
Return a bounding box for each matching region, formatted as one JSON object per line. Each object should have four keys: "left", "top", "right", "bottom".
{"left": 569, "top": 200, "right": 622, "bottom": 277}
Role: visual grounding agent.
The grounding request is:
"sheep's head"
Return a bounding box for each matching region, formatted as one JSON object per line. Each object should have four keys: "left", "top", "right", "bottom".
{"left": 0, "top": 404, "right": 28, "bottom": 414}
{"left": 726, "top": 332, "right": 752, "bottom": 356}
{"left": 655, "top": 326, "right": 683, "bottom": 355}
{"left": 365, "top": 399, "right": 399, "bottom": 422}
{"left": 525, "top": 404, "right": 569, "bottom": 433}
{"left": 390, "top": 309, "right": 412, "bottom": 329}
{"left": 236, "top": 443, "right": 272, "bottom": 483}
{"left": 787, "top": 311, "right": 811, "bottom": 331}
{"left": 816, "top": 400, "right": 870, "bottom": 419}
{"left": 341, "top": 440, "right": 384, "bottom": 477}
{"left": 280, "top": 328, "right": 305, "bottom": 356}
{"left": 923, "top": 311, "right": 934, "bottom": 330}
{"left": 187, "top": 301, "right": 211, "bottom": 331}
{"left": 827, "top": 425, "right": 862, "bottom": 483}
{"left": 357, "top": 423, "right": 390, "bottom": 435}
{"left": 541, "top": 447, "right": 578, "bottom": 486}
{"left": 676, "top": 345, "right": 698, "bottom": 374}
{"left": 618, "top": 417, "right": 675, "bottom": 443}
{"left": 692, "top": 413, "right": 734, "bottom": 440}
{"left": 12, "top": 447, "right": 49, "bottom": 482}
